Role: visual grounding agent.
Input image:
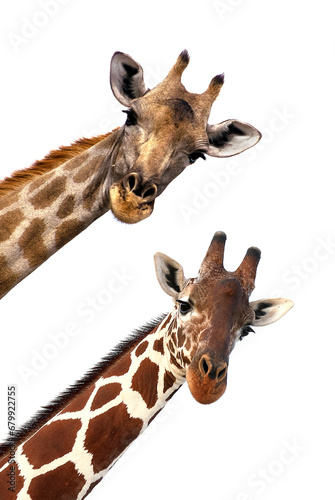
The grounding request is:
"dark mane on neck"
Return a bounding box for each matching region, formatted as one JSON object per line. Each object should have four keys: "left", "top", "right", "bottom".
{"left": 0, "top": 314, "right": 166, "bottom": 458}
{"left": 0, "top": 132, "right": 113, "bottom": 198}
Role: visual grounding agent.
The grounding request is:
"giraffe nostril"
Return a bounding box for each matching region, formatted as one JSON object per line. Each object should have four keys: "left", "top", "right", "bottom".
{"left": 123, "top": 174, "right": 157, "bottom": 201}
{"left": 128, "top": 175, "right": 136, "bottom": 191}
{"left": 199, "top": 355, "right": 227, "bottom": 382}
{"left": 217, "top": 363, "right": 227, "bottom": 382}
{"left": 124, "top": 173, "right": 141, "bottom": 193}
{"left": 141, "top": 184, "right": 157, "bottom": 202}
{"left": 199, "top": 356, "right": 211, "bottom": 376}
{"left": 202, "top": 359, "right": 209, "bottom": 374}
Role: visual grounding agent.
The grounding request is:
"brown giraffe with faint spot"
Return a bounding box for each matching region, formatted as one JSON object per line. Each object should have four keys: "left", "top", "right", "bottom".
{"left": 0, "top": 232, "right": 293, "bottom": 499}
{"left": 0, "top": 51, "right": 261, "bottom": 299}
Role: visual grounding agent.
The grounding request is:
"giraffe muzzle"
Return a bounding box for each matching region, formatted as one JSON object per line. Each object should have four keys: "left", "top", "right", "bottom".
{"left": 186, "top": 353, "right": 228, "bottom": 405}
{"left": 109, "top": 172, "right": 157, "bottom": 224}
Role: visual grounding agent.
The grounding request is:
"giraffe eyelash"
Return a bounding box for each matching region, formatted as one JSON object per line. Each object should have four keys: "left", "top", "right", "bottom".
{"left": 239, "top": 326, "right": 255, "bottom": 341}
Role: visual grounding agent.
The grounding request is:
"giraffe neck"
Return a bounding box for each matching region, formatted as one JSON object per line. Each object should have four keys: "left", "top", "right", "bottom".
{"left": 0, "top": 130, "right": 122, "bottom": 299}
{"left": 0, "top": 309, "right": 185, "bottom": 499}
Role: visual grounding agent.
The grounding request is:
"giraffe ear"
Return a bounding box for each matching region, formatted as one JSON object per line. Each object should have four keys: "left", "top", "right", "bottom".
{"left": 110, "top": 52, "right": 148, "bottom": 106}
{"left": 154, "top": 253, "right": 187, "bottom": 298}
{"left": 250, "top": 298, "right": 294, "bottom": 326}
{"left": 206, "top": 120, "right": 261, "bottom": 157}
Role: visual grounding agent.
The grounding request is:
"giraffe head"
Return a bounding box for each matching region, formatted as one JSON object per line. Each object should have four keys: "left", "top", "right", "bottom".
{"left": 155, "top": 232, "right": 293, "bottom": 405}
{"left": 109, "top": 51, "right": 261, "bottom": 223}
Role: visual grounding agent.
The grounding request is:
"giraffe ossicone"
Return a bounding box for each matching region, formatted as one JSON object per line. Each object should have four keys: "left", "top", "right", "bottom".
{"left": 0, "top": 51, "right": 261, "bottom": 299}
{"left": 0, "top": 232, "right": 293, "bottom": 499}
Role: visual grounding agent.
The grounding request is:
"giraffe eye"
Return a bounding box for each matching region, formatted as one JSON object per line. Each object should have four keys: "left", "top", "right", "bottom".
{"left": 176, "top": 300, "right": 192, "bottom": 315}
{"left": 122, "top": 109, "right": 137, "bottom": 126}
{"left": 239, "top": 326, "right": 255, "bottom": 341}
{"left": 188, "top": 150, "right": 206, "bottom": 164}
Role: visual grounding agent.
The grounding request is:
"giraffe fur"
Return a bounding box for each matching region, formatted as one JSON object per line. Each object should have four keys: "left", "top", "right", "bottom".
{"left": 0, "top": 51, "right": 261, "bottom": 299}
{"left": 0, "top": 232, "right": 293, "bottom": 499}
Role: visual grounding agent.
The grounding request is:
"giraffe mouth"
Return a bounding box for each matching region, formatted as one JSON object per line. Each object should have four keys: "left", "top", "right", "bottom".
{"left": 186, "top": 357, "right": 228, "bottom": 405}
{"left": 109, "top": 181, "right": 155, "bottom": 224}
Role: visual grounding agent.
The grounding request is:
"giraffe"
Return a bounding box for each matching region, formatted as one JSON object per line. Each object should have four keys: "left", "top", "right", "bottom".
{"left": 0, "top": 50, "right": 261, "bottom": 299}
{"left": 0, "top": 232, "right": 293, "bottom": 499}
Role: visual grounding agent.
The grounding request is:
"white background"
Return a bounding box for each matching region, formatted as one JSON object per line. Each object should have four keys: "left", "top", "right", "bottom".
{"left": 0, "top": 1, "right": 334, "bottom": 498}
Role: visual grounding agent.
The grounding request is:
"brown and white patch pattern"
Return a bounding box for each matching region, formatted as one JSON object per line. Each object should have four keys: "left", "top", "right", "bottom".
{"left": 0, "top": 311, "right": 186, "bottom": 499}
{"left": 0, "top": 133, "right": 117, "bottom": 299}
